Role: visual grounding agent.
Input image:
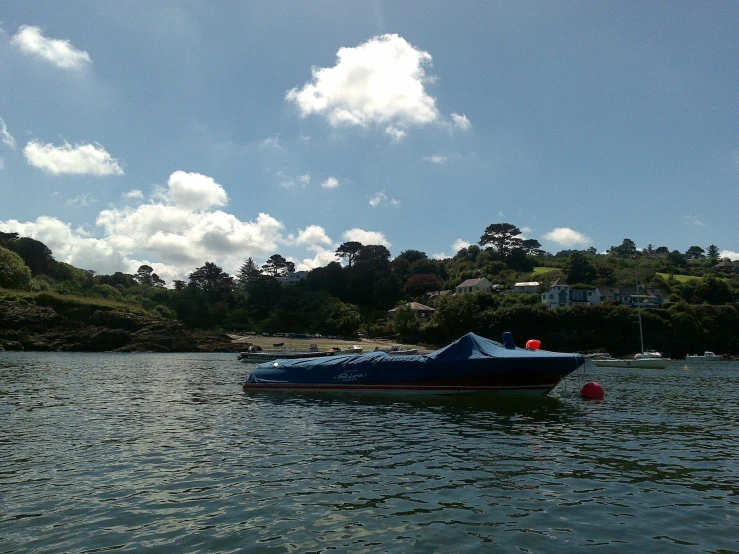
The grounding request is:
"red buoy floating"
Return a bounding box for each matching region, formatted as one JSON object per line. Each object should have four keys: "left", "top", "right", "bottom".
{"left": 580, "top": 381, "right": 605, "bottom": 400}
{"left": 525, "top": 339, "right": 541, "bottom": 350}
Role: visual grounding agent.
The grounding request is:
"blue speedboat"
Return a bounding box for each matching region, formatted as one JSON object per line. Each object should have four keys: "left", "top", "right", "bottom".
{"left": 243, "top": 332, "right": 585, "bottom": 396}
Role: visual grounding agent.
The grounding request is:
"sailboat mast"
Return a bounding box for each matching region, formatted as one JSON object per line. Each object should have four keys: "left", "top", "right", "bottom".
{"left": 635, "top": 259, "right": 644, "bottom": 355}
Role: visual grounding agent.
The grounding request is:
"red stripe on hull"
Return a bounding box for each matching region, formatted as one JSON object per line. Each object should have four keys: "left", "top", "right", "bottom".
{"left": 243, "top": 383, "right": 556, "bottom": 395}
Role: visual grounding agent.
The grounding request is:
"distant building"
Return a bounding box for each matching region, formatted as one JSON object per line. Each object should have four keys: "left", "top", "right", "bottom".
{"left": 275, "top": 270, "right": 309, "bottom": 285}
{"left": 388, "top": 302, "right": 435, "bottom": 321}
{"left": 512, "top": 281, "right": 540, "bottom": 294}
{"left": 715, "top": 258, "right": 737, "bottom": 273}
{"left": 541, "top": 279, "right": 593, "bottom": 308}
{"left": 591, "top": 285, "right": 669, "bottom": 307}
{"left": 455, "top": 278, "right": 493, "bottom": 295}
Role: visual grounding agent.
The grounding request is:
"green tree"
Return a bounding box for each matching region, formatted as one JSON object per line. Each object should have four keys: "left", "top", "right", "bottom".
{"left": 403, "top": 273, "right": 443, "bottom": 296}
{"left": 335, "top": 241, "right": 363, "bottom": 267}
{"left": 355, "top": 245, "right": 391, "bottom": 269}
{"left": 319, "top": 298, "right": 361, "bottom": 336}
{"left": 479, "top": 223, "right": 523, "bottom": 258}
{"left": 262, "top": 254, "right": 294, "bottom": 277}
{"left": 134, "top": 265, "right": 166, "bottom": 287}
{"left": 566, "top": 252, "right": 597, "bottom": 284}
{"left": 10, "top": 237, "right": 55, "bottom": 275}
{"left": 706, "top": 245, "right": 720, "bottom": 262}
{"left": 609, "top": 238, "right": 637, "bottom": 257}
{"left": 392, "top": 301, "right": 421, "bottom": 342}
{"left": 188, "top": 262, "right": 233, "bottom": 291}
{"left": 0, "top": 246, "right": 32, "bottom": 289}
{"left": 521, "top": 238, "right": 543, "bottom": 256}
{"left": 685, "top": 246, "right": 705, "bottom": 260}
{"left": 236, "top": 257, "right": 262, "bottom": 287}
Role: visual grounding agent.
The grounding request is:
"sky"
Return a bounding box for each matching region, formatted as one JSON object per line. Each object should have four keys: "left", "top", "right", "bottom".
{"left": 1, "top": 1, "right": 737, "bottom": 284}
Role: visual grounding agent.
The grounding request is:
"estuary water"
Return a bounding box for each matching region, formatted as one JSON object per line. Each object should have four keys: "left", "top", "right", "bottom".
{"left": 1, "top": 352, "right": 738, "bottom": 553}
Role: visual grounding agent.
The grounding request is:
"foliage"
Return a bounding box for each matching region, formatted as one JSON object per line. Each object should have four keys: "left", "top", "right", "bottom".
{"left": 335, "top": 241, "right": 363, "bottom": 267}
{"left": 479, "top": 223, "right": 523, "bottom": 258}
{"left": 0, "top": 246, "right": 32, "bottom": 289}
{"left": 261, "top": 254, "right": 294, "bottom": 277}
{"left": 392, "top": 301, "right": 421, "bottom": 343}
{"left": 236, "top": 257, "right": 261, "bottom": 287}
{"left": 188, "top": 262, "right": 233, "bottom": 291}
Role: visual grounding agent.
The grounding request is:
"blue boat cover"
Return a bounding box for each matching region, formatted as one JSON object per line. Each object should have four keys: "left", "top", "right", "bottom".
{"left": 246, "top": 332, "right": 584, "bottom": 386}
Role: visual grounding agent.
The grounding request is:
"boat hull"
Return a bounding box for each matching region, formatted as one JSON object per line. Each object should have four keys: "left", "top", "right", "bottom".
{"left": 243, "top": 333, "right": 585, "bottom": 397}
{"left": 591, "top": 358, "right": 670, "bottom": 369}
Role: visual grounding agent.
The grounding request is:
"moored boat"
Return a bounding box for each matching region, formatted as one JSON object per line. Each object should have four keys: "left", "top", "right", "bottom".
{"left": 686, "top": 351, "right": 722, "bottom": 362}
{"left": 373, "top": 345, "right": 419, "bottom": 355}
{"left": 591, "top": 356, "right": 670, "bottom": 369}
{"left": 243, "top": 332, "right": 585, "bottom": 396}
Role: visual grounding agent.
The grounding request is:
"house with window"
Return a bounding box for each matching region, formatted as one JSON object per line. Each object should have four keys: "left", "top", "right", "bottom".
{"left": 388, "top": 302, "right": 435, "bottom": 321}
{"left": 541, "top": 279, "right": 594, "bottom": 308}
{"left": 455, "top": 278, "right": 493, "bottom": 295}
{"left": 591, "top": 286, "right": 669, "bottom": 307}
{"left": 512, "top": 281, "right": 540, "bottom": 294}
{"left": 275, "top": 270, "right": 309, "bottom": 285}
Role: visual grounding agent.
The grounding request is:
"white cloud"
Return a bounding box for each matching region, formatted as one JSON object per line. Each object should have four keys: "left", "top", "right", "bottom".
{"left": 322, "top": 176, "right": 339, "bottom": 189}
{"left": 720, "top": 250, "right": 739, "bottom": 261}
{"left": 299, "top": 173, "right": 311, "bottom": 186}
{"left": 385, "top": 126, "right": 407, "bottom": 142}
{"left": 293, "top": 225, "right": 334, "bottom": 249}
{"left": 369, "top": 191, "right": 387, "bottom": 208}
{"left": 368, "top": 190, "right": 400, "bottom": 208}
{"left": 682, "top": 215, "right": 705, "bottom": 227}
{"left": 260, "top": 136, "right": 281, "bottom": 149}
{"left": 542, "top": 227, "right": 591, "bottom": 247}
{"left": 451, "top": 113, "right": 471, "bottom": 131}
{"left": 342, "top": 228, "right": 391, "bottom": 247}
{"left": 286, "top": 34, "right": 439, "bottom": 135}
{"left": 297, "top": 247, "right": 339, "bottom": 271}
{"left": 0, "top": 171, "right": 396, "bottom": 284}
{"left": 165, "top": 170, "right": 228, "bottom": 211}
{"left": 521, "top": 226, "right": 533, "bottom": 234}
{"left": 24, "top": 140, "right": 124, "bottom": 176}
{"left": 452, "top": 238, "right": 471, "bottom": 252}
{"left": 0, "top": 117, "right": 16, "bottom": 149}
{"left": 278, "top": 179, "right": 295, "bottom": 189}
{"left": 65, "top": 194, "right": 96, "bottom": 208}
{"left": 423, "top": 154, "right": 447, "bottom": 164}
{"left": 433, "top": 238, "right": 472, "bottom": 260}
{"left": 11, "top": 25, "right": 92, "bottom": 70}
{"left": 124, "top": 189, "right": 144, "bottom": 200}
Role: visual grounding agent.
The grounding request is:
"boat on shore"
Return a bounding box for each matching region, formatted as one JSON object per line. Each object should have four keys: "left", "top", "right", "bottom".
{"left": 243, "top": 332, "right": 585, "bottom": 396}
{"left": 238, "top": 344, "right": 333, "bottom": 363}
{"left": 373, "top": 345, "right": 419, "bottom": 356}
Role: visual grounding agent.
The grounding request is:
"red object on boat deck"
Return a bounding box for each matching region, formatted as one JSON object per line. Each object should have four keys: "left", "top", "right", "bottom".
{"left": 580, "top": 381, "right": 605, "bottom": 400}
{"left": 525, "top": 339, "right": 541, "bottom": 350}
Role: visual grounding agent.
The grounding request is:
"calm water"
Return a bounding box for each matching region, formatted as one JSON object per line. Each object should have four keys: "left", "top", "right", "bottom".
{"left": 1, "top": 353, "right": 738, "bottom": 553}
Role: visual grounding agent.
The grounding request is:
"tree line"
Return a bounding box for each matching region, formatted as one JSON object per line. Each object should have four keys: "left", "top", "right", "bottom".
{"left": 1, "top": 225, "right": 737, "bottom": 355}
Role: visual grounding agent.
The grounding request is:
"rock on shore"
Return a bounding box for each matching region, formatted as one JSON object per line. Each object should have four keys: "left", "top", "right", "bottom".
{"left": 0, "top": 297, "right": 243, "bottom": 353}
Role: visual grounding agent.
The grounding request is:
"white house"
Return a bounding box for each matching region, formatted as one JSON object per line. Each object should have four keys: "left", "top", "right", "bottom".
{"left": 275, "top": 270, "right": 309, "bottom": 285}
{"left": 512, "top": 281, "right": 540, "bottom": 294}
{"left": 541, "top": 279, "right": 594, "bottom": 308}
{"left": 388, "top": 302, "right": 435, "bottom": 321}
{"left": 455, "top": 278, "right": 493, "bottom": 295}
{"left": 591, "top": 286, "right": 669, "bottom": 307}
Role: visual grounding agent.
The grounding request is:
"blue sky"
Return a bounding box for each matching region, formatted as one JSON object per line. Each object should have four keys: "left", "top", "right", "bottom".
{"left": 1, "top": 1, "right": 737, "bottom": 283}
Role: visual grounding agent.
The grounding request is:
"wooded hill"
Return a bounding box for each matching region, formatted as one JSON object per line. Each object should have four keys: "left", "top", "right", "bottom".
{"left": 1, "top": 226, "right": 737, "bottom": 356}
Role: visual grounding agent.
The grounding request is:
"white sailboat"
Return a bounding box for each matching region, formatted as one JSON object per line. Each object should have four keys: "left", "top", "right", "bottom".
{"left": 592, "top": 262, "right": 670, "bottom": 369}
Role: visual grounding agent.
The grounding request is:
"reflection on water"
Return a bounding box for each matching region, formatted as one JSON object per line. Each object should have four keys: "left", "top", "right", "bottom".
{"left": 1, "top": 353, "right": 738, "bottom": 552}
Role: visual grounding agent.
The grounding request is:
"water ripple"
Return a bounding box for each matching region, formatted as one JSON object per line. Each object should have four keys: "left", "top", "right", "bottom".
{"left": 1, "top": 354, "right": 738, "bottom": 552}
